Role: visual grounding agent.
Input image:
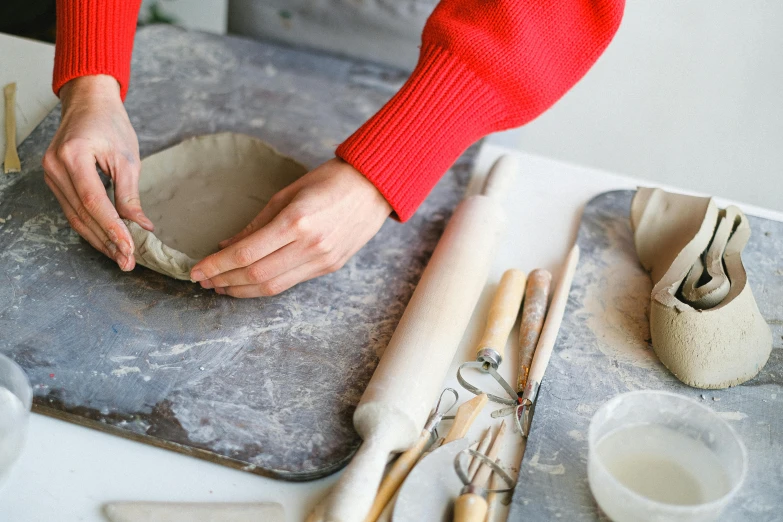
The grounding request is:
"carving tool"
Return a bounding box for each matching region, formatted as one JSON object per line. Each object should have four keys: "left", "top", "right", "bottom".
{"left": 4, "top": 83, "right": 21, "bottom": 174}
{"left": 515, "top": 269, "right": 552, "bottom": 397}
{"left": 452, "top": 422, "right": 515, "bottom": 522}
{"left": 457, "top": 269, "right": 526, "bottom": 405}
{"left": 364, "top": 388, "right": 459, "bottom": 522}
{"left": 514, "top": 245, "right": 580, "bottom": 437}
{"left": 490, "top": 269, "right": 552, "bottom": 429}
{"left": 392, "top": 394, "right": 488, "bottom": 522}
{"left": 319, "top": 155, "right": 517, "bottom": 522}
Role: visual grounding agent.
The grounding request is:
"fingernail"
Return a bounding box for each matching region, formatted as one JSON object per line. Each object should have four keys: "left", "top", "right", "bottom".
{"left": 118, "top": 239, "right": 133, "bottom": 256}
{"left": 191, "top": 269, "right": 205, "bottom": 282}
{"left": 215, "top": 287, "right": 226, "bottom": 295}
{"left": 200, "top": 279, "right": 214, "bottom": 289}
{"left": 116, "top": 253, "right": 130, "bottom": 270}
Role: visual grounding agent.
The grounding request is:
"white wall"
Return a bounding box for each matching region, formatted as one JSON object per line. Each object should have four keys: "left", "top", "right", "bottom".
{"left": 497, "top": 2, "right": 783, "bottom": 212}
{"left": 140, "top": 0, "right": 228, "bottom": 34}
{"left": 228, "top": 1, "right": 782, "bottom": 211}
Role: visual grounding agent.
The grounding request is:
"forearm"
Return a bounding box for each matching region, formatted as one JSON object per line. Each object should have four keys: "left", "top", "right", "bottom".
{"left": 338, "top": 0, "right": 626, "bottom": 221}
{"left": 53, "top": 0, "right": 142, "bottom": 100}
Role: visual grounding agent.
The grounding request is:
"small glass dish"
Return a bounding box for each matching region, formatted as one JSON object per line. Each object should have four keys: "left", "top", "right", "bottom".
{"left": 0, "top": 354, "right": 32, "bottom": 484}
{"left": 588, "top": 390, "right": 746, "bottom": 522}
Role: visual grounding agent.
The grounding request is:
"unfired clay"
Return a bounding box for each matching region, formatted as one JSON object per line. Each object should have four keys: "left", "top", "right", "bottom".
{"left": 123, "top": 133, "right": 307, "bottom": 280}
{"left": 630, "top": 187, "right": 771, "bottom": 389}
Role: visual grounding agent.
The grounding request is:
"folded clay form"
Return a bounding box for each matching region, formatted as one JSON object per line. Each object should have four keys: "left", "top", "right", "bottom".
{"left": 630, "top": 187, "right": 772, "bottom": 389}
{"left": 121, "top": 133, "right": 307, "bottom": 280}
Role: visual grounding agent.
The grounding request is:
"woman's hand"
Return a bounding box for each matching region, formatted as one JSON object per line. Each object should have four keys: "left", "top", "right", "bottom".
{"left": 191, "top": 158, "right": 392, "bottom": 297}
{"left": 42, "top": 75, "right": 153, "bottom": 271}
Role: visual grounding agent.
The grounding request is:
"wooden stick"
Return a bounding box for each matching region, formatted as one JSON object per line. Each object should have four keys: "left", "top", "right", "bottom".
{"left": 516, "top": 269, "right": 551, "bottom": 392}
{"left": 468, "top": 428, "right": 493, "bottom": 480}
{"left": 4, "top": 83, "right": 21, "bottom": 174}
{"left": 525, "top": 246, "right": 580, "bottom": 393}
{"left": 444, "top": 393, "right": 488, "bottom": 445}
{"left": 484, "top": 460, "right": 503, "bottom": 522}
{"left": 471, "top": 420, "right": 507, "bottom": 488}
{"left": 475, "top": 269, "right": 526, "bottom": 360}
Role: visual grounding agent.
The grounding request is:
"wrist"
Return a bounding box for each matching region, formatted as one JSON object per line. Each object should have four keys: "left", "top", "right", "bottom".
{"left": 60, "top": 75, "right": 123, "bottom": 110}
{"left": 338, "top": 159, "right": 393, "bottom": 216}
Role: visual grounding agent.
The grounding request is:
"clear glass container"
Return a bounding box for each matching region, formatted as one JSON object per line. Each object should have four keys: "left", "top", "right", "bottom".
{"left": 588, "top": 390, "right": 746, "bottom": 522}
{"left": 0, "top": 354, "right": 32, "bottom": 484}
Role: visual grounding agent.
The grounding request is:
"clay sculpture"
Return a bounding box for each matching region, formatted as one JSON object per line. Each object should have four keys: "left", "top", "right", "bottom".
{"left": 118, "top": 132, "right": 307, "bottom": 280}
{"left": 630, "top": 187, "right": 772, "bottom": 389}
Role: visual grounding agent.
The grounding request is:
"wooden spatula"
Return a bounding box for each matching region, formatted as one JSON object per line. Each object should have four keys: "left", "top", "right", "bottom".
{"left": 4, "top": 83, "right": 21, "bottom": 174}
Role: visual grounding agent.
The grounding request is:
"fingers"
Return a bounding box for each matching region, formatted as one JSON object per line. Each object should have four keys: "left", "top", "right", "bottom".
{"left": 215, "top": 259, "right": 334, "bottom": 298}
{"left": 218, "top": 190, "right": 293, "bottom": 249}
{"left": 201, "top": 242, "right": 311, "bottom": 289}
{"left": 67, "top": 154, "right": 134, "bottom": 256}
{"left": 45, "top": 178, "right": 134, "bottom": 270}
{"left": 190, "top": 215, "right": 295, "bottom": 282}
{"left": 113, "top": 157, "right": 154, "bottom": 231}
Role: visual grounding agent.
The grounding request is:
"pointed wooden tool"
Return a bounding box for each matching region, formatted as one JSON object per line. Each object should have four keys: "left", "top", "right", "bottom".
{"left": 103, "top": 502, "right": 284, "bottom": 522}
{"left": 4, "top": 83, "right": 21, "bottom": 174}
{"left": 444, "top": 393, "right": 488, "bottom": 445}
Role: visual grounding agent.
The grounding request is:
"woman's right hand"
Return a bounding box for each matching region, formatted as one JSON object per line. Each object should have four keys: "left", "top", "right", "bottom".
{"left": 42, "top": 75, "right": 153, "bottom": 271}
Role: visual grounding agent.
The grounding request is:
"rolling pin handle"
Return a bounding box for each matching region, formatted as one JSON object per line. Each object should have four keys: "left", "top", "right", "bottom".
{"left": 481, "top": 155, "right": 518, "bottom": 200}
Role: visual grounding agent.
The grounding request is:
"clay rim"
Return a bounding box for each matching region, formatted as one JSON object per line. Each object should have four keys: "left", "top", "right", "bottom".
{"left": 587, "top": 390, "right": 748, "bottom": 514}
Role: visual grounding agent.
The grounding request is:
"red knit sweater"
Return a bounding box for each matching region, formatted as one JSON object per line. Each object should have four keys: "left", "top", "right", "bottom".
{"left": 53, "top": 0, "right": 624, "bottom": 221}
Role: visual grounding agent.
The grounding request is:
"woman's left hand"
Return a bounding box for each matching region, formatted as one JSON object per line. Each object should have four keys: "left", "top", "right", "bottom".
{"left": 190, "top": 158, "right": 392, "bottom": 297}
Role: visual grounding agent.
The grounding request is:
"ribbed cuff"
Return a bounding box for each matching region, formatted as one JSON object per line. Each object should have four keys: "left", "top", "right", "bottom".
{"left": 336, "top": 44, "right": 505, "bottom": 221}
{"left": 53, "top": 0, "right": 142, "bottom": 100}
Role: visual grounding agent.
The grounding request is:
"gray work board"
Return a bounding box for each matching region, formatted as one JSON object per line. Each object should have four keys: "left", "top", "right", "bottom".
{"left": 509, "top": 190, "right": 783, "bottom": 520}
{"left": 0, "top": 26, "right": 475, "bottom": 480}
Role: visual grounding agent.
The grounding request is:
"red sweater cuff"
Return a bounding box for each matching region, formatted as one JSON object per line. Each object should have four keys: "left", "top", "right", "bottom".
{"left": 53, "top": 0, "right": 141, "bottom": 100}
{"left": 336, "top": 44, "right": 501, "bottom": 222}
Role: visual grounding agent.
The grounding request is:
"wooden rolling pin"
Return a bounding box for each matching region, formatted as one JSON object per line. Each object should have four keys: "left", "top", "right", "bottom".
{"left": 320, "top": 155, "right": 517, "bottom": 522}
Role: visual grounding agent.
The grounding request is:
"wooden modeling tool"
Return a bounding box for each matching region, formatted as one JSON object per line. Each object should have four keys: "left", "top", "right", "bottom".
{"left": 452, "top": 421, "right": 514, "bottom": 522}
{"left": 491, "top": 269, "right": 552, "bottom": 428}
{"left": 516, "top": 269, "right": 552, "bottom": 394}
{"left": 467, "top": 428, "right": 492, "bottom": 480}
{"left": 103, "top": 502, "right": 284, "bottom": 522}
{"left": 470, "top": 421, "right": 506, "bottom": 488}
{"left": 484, "top": 463, "right": 504, "bottom": 522}
{"left": 457, "top": 269, "right": 526, "bottom": 404}
{"left": 391, "top": 394, "right": 488, "bottom": 522}
{"left": 443, "top": 393, "right": 488, "bottom": 444}
{"left": 364, "top": 388, "right": 459, "bottom": 522}
{"left": 4, "top": 83, "right": 21, "bottom": 174}
{"left": 515, "top": 245, "right": 580, "bottom": 436}
{"left": 319, "top": 155, "right": 517, "bottom": 522}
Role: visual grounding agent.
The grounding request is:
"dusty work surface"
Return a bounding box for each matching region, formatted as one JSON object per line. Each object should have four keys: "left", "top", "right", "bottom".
{"left": 510, "top": 190, "right": 782, "bottom": 520}
{"left": 0, "top": 26, "right": 473, "bottom": 480}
